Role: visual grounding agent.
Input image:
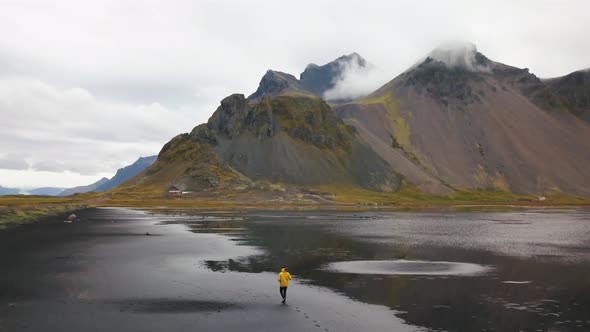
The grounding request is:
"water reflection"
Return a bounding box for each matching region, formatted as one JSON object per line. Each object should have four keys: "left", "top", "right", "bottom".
{"left": 182, "top": 211, "right": 590, "bottom": 332}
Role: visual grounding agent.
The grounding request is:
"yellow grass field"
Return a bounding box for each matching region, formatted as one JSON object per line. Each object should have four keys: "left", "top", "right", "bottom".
{"left": 2, "top": 185, "right": 589, "bottom": 227}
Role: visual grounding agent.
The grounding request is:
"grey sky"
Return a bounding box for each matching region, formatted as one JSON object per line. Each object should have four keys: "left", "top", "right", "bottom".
{"left": 0, "top": 0, "right": 589, "bottom": 188}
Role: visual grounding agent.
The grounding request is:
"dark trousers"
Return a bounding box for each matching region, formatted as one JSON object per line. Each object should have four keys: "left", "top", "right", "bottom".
{"left": 279, "top": 287, "right": 287, "bottom": 299}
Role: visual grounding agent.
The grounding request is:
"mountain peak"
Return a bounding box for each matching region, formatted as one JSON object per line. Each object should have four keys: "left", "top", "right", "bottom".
{"left": 248, "top": 70, "right": 301, "bottom": 99}
{"left": 391, "top": 44, "right": 492, "bottom": 104}
{"left": 304, "top": 53, "right": 365, "bottom": 71}
{"left": 425, "top": 42, "right": 491, "bottom": 72}
{"left": 249, "top": 53, "right": 368, "bottom": 101}
{"left": 336, "top": 52, "right": 366, "bottom": 67}
{"left": 299, "top": 52, "right": 367, "bottom": 98}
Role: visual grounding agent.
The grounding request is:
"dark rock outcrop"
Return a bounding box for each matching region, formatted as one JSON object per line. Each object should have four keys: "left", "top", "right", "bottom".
{"left": 545, "top": 70, "right": 590, "bottom": 122}
{"left": 248, "top": 71, "right": 302, "bottom": 100}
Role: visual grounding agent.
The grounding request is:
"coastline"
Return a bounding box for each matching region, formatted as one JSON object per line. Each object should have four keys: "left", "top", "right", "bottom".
{"left": 1, "top": 191, "right": 589, "bottom": 228}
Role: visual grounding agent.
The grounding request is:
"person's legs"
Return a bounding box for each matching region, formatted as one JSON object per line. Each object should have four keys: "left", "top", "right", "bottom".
{"left": 280, "top": 287, "right": 286, "bottom": 299}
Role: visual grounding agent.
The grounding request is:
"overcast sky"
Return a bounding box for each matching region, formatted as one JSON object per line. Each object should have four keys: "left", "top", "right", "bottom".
{"left": 1, "top": 0, "right": 589, "bottom": 188}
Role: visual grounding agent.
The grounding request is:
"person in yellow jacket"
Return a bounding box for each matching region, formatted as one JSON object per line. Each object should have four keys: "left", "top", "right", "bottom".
{"left": 277, "top": 267, "right": 292, "bottom": 303}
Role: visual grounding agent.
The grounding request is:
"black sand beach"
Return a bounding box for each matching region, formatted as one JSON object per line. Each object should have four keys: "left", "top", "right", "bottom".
{"left": 0, "top": 208, "right": 416, "bottom": 332}
{"left": 1, "top": 208, "right": 590, "bottom": 331}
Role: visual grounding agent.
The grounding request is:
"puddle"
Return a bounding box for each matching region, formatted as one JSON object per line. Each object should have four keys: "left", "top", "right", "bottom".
{"left": 323, "top": 260, "right": 492, "bottom": 276}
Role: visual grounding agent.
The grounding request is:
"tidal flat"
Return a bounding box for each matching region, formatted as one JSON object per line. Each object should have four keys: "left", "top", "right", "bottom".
{"left": 1, "top": 208, "right": 589, "bottom": 331}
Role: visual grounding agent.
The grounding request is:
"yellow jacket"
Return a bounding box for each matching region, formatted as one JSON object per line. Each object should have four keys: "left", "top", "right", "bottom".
{"left": 278, "top": 268, "right": 292, "bottom": 287}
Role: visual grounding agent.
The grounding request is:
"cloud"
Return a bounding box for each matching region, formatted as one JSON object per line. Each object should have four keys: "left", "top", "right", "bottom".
{"left": 0, "top": 154, "right": 29, "bottom": 170}
{"left": 0, "top": 77, "right": 192, "bottom": 186}
{"left": 0, "top": 169, "right": 109, "bottom": 189}
{"left": 427, "top": 41, "right": 490, "bottom": 72}
{"left": 323, "top": 55, "right": 392, "bottom": 101}
{"left": 0, "top": 0, "right": 589, "bottom": 187}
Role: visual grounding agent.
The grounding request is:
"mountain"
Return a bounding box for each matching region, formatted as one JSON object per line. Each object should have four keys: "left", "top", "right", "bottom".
{"left": 122, "top": 134, "right": 251, "bottom": 192}
{"left": 59, "top": 177, "right": 109, "bottom": 196}
{"left": 95, "top": 156, "right": 157, "bottom": 192}
{"left": 335, "top": 43, "right": 590, "bottom": 196}
{"left": 125, "top": 46, "right": 590, "bottom": 199}
{"left": 249, "top": 53, "right": 367, "bottom": 101}
{"left": 0, "top": 186, "right": 20, "bottom": 195}
{"left": 127, "top": 89, "right": 400, "bottom": 194}
{"left": 192, "top": 93, "right": 399, "bottom": 190}
{"left": 28, "top": 187, "right": 65, "bottom": 196}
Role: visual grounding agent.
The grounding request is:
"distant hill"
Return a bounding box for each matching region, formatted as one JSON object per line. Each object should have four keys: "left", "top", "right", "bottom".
{"left": 0, "top": 186, "right": 20, "bottom": 195}
{"left": 59, "top": 177, "right": 109, "bottom": 196}
{"left": 0, "top": 186, "right": 65, "bottom": 196}
{"left": 28, "top": 187, "right": 65, "bottom": 196}
{"left": 0, "top": 156, "right": 158, "bottom": 197}
{"left": 94, "top": 156, "right": 157, "bottom": 192}
{"left": 56, "top": 156, "right": 156, "bottom": 196}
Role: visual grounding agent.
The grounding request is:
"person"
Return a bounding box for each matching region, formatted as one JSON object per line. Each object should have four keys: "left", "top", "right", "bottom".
{"left": 277, "top": 267, "right": 292, "bottom": 303}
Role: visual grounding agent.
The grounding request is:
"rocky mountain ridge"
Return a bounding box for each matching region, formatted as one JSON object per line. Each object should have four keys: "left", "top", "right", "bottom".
{"left": 125, "top": 45, "right": 590, "bottom": 198}
{"left": 249, "top": 53, "right": 367, "bottom": 102}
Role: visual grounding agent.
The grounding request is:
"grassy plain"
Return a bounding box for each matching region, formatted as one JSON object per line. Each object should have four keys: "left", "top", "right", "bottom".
{"left": 0, "top": 195, "right": 92, "bottom": 228}
{"left": 1, "top": 185, "right": 588, "bottom": 227}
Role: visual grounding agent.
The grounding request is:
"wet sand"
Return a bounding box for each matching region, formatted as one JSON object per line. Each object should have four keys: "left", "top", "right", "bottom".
{"left": 0, "top": 208, "right": 419, "bottom": 332}
{"left": 2, "top": 207, "right": 590, "bottom": 331}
